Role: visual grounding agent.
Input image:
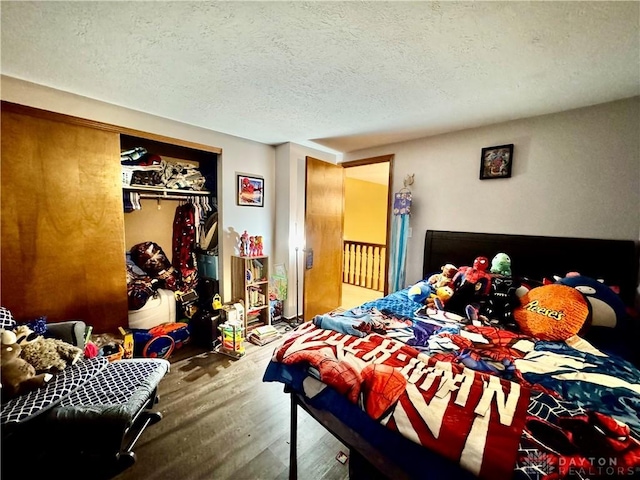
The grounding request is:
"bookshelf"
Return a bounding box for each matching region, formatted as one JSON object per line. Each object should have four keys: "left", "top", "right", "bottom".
{"left": 231, "top": 255, "right": 270, "bottom": 333}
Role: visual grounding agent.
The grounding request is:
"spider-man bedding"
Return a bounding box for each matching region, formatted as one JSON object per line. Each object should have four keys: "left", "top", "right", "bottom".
{"left": 264, "top": 231, "right": 640, "bottom": 480}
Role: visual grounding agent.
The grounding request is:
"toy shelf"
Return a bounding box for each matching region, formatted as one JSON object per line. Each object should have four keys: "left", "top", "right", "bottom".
{"left": 231, "top": 255, "right": 270, "bottom": 333}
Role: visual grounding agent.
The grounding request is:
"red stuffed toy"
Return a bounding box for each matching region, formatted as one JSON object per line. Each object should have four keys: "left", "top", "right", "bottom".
{"left": 453, "top": 256, "right": 493, "bottom": 295}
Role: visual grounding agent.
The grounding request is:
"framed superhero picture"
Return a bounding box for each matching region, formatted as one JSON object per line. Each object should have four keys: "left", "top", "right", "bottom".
{"left": 237, "top": 174, "right": 264, "bottom": 207}
{"left": 480, "top": 144, "right": 513, "bottom": 180}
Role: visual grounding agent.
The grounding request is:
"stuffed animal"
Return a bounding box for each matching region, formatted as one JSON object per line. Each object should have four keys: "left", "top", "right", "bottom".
{"left": 453, "top": 256, "right": 492, "bottom": 295}
{"left": 428, "top": 286, "right": 454, "bottom": 310}
{"left": 556, "top": 274, "right": 626, "bottom": 329}
{"left": 514, "top": 284, "right": 591, "bottom": 341}
{"left": 556, "top": 274, "right": 633, "bottom": 360}
{"left": 480, "top": 276, "right": 520, "bottom": 327}
{"left": 427, "top": 264, "right": 458, "bottom": 289}
{"left": 490, "top": 253, "right": 512, "bottom": 277}
{"left": 407, "top": 281, "right": 433, "bottom": 304}
{"left": 15, "top": 325, "right": 83, "bottom": 373}
{"left": 1, "top": 330, "right": 52, "bottom": 400}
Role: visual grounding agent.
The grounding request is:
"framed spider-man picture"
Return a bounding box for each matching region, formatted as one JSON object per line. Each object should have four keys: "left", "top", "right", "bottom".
{"left": 480, "top": 144, "right": 513, "bottom": 180}
{"left": 237, "top": 174, "right": 264, "bottom": 207}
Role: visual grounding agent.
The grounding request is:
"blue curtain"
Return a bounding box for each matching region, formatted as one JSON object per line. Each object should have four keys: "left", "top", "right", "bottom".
{"left": 389, "top": 192, "right": 412, "bottom": 293}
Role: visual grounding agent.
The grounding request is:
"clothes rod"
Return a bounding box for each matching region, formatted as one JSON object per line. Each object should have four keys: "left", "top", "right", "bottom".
{"left": 139, "top": 193, "right": 204, "bottom": 201}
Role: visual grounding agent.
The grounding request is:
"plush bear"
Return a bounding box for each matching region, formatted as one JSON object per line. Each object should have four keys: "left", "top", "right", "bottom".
{"left": 1, "top": 330, "right": 52, "bottom": 400}
{"left": 427, "top": 264, "right": 458, "bottom": 289}
{"left": 14, "top": 325, "right": 83, "bottom": 373}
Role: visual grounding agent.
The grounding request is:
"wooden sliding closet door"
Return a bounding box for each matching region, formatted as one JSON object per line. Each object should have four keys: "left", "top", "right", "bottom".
{"left": 1, "top": 110, "right": 128, "bottom": 332}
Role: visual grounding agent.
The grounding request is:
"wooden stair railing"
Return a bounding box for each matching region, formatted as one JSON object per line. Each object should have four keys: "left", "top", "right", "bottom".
{"left": 342, "top": 241, "right": 386, "bottom": 292}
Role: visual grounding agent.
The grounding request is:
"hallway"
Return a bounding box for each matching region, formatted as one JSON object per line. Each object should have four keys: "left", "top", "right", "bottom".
{"left": 340, "top": 282, "right": 383, "bottom": 311}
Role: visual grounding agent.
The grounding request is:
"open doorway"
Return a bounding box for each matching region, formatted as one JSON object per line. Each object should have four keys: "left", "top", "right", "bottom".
{"left": 340, "top": 156, "right": 393, "bottom": 310}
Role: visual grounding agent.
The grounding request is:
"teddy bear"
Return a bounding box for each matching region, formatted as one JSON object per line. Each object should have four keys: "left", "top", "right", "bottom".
{"left": 427, "top": 263, "right": 458, "bottom": 289}
{"left": 14, "top": 325, "right": 83, "bottom": 373}
{"left": 1, "top": 330, "right": 53, "bottom": 400}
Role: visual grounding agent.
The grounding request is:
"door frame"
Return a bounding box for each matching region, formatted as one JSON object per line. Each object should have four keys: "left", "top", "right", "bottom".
{"left": 340, "top": 154, "right": 394, "bottom": 296}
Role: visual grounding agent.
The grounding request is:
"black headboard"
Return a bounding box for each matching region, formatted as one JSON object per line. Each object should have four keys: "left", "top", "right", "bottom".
{"left": 423, "top": 230, "right": 639, "bottom": 305}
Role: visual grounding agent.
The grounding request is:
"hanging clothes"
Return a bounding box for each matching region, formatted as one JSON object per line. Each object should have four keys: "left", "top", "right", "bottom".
{"left": 389, "top": 190, "right": 412, "bottom": 293}
{"left": 172, "top": 202, "right": 198, "bottom": 291}
{"left": 123, "top": 191, "right": 141, "bottom": 212}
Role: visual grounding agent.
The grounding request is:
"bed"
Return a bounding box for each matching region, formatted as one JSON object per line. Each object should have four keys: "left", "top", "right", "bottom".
{"left": 264, "top": 230, "right": 640, "bottom": 480}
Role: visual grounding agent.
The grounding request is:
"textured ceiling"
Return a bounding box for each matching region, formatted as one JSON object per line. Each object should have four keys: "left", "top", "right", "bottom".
{"left": 2, "top": 1, "right": 639, "bottom": 153}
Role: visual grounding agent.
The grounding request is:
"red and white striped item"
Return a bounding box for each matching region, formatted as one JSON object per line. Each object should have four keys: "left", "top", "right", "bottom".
{"left": 275, "top": 323, "right": 530, "bottom": 480}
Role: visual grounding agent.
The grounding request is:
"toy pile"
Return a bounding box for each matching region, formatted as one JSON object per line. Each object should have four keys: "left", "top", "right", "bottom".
{"left": 0, "top": 308, "right": 84, "bottom": 401}
{"left": 238, "top": 230, "right": 264, "bottom": 257}
{"left": 408, "top": 252, "right": 632, "bottom": 354}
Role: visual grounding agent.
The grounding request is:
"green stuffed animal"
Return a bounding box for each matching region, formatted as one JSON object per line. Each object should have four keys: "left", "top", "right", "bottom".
{"left": 1, "top": 330, "right": 53, "bottom": 400}
{"left": 490, "top": 253, "right": 512, "bottom": 276}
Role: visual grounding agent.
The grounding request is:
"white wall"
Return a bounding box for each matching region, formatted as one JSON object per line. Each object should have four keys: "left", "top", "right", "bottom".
{"left": 345, "top": 97, "right": 640, "bottom": 287}
{"left": 1, "top": 75, "right": 275, "bottom": 302}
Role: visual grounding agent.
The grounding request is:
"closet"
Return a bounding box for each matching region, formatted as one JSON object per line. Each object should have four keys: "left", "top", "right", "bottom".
{"left": 120, "top": 134, "right": 220, "bottom": 322}
{"left": 0, "top": 102, "right": 222, "bottom": 333}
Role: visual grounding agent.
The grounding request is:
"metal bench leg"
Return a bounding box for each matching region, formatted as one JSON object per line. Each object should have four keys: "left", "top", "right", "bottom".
{"left": 290, "top": 391, "right": 298, "bottom": 480}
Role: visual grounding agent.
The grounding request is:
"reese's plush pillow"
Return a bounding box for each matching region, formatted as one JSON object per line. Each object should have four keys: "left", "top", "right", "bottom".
{"left": 514, "top": 284, "right": 591, "bottom": 341}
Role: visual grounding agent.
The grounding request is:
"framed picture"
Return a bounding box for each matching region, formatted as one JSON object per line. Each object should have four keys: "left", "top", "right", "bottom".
{"left": 236, "top": 174, "right": 264, "bottom": 207}
{"left": 480, "top": 144, "right": 513, "bottom": 180}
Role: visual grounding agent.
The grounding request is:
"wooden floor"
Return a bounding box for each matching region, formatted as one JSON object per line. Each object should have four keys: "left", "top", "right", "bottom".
{"left": 340, "top": 283, "right": 383, "bottom": 311}
{"left": 113, "top": 328, "right": 350, "bottom": 480}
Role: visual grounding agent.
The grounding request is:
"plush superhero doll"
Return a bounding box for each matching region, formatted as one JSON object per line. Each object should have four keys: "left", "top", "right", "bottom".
{"left": 481, "top": 276, "right": 521, "bottom": 327}
{"left": 453, "top": 256, "right": 492, "bottom": 295}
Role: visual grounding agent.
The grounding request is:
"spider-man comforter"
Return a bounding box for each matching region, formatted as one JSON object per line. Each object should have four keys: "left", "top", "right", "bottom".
{"left": 264, "top": 289, "right": 640, "bottom": 480}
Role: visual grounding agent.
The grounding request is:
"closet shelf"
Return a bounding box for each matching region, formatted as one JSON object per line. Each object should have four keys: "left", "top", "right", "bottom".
{"left": 123, "top": 186, "right": 211, "bottom": 196}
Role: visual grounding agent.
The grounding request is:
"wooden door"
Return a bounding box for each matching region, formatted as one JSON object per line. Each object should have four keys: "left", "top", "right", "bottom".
{"left": 1, "top": 110, "right": 128, "bottom": 332}
{"left": 303, "top": 157, "right": 344, "bottom": 320}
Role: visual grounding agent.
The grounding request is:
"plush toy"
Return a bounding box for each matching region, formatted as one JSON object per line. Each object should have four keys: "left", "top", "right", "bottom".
{"left": 514, "top": 284, "right": 591, "bottom": 341}
{"left": 407, "top": 281, "right": 433, "bottom": 304}
{"left": 480, "top": 276, "right": 521, "bottom": 327}
{"left": 427, "top": 286, "right": 454, "bottom": 310}
{"left": 556, "top": 274, "right": 626, "bottom": 329}
{"left": 490, "top": 253, "right": 512, "bottom": 277}
{"left": 408, "top": 281, "right": 451, "bottom": 308}
{"left": 427, "top": 264, "right": 458, "bottom": 289}
{"left": 453, "top": 256, "right": 492, "bottom": 295}
{"left": 15, "top": 325, "right": 83, "bottom": 373}
{"left": 1, "top": 330, "right": 52, "bottom": 400}
{"left": 555, "top": 275, "right": 634, "bottom": 360}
